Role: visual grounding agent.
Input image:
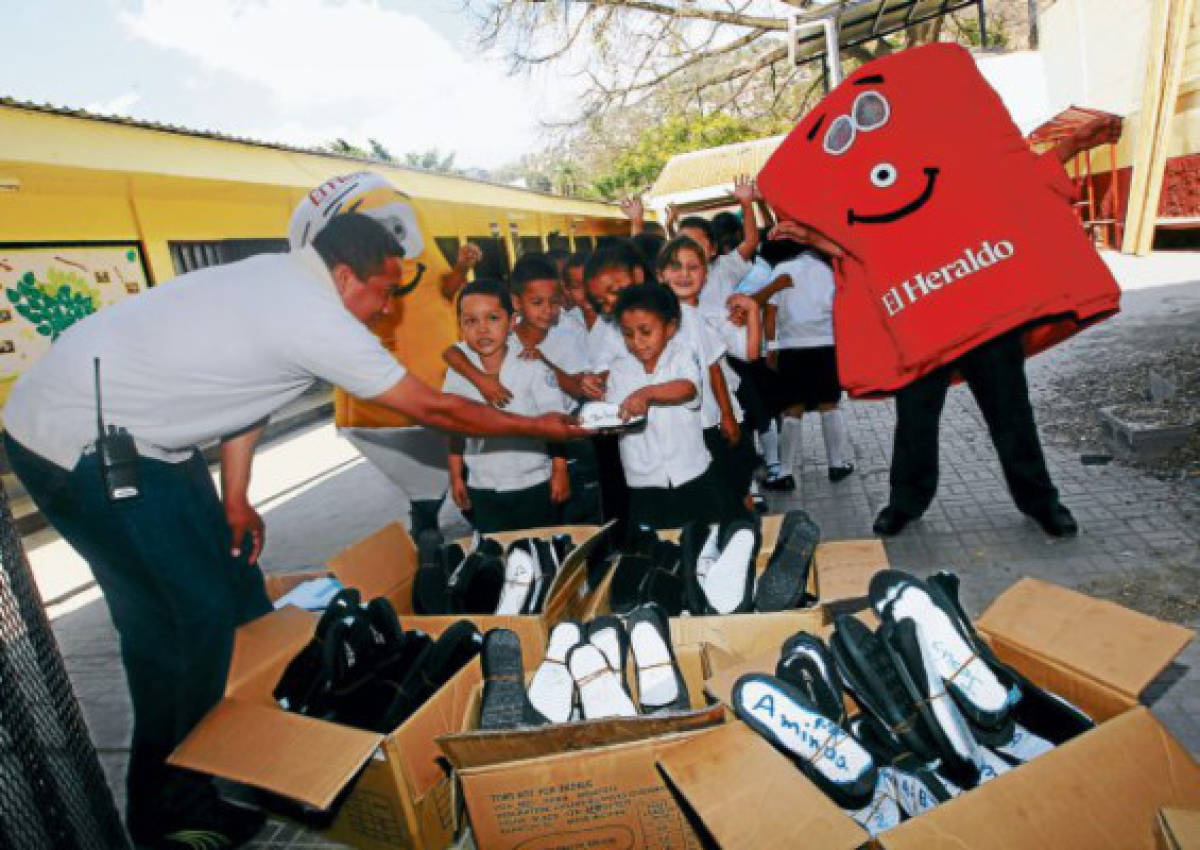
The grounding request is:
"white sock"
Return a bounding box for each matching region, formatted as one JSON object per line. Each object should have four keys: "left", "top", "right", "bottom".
{"left": 821, "top": 408, "right": 852, "bottom": 469}
{"left": 761, "top": 420, "right": 780, "bottom": 472}
{"left": 779, "top": 416, "right": 801, "bottom": 474}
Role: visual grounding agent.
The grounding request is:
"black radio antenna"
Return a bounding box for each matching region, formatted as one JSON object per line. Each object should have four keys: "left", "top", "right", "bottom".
{"left": 94, "top": 357, "right": 106, "bottom": 434}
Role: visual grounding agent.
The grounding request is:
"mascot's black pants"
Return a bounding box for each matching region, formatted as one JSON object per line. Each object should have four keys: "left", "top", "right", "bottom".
{"left": 888, "top": 329, "right": 1059, "bottom": 518}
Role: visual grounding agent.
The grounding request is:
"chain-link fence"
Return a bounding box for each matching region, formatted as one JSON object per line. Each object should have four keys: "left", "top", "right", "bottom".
{"left": 0, "top": 480, "right": 129, "bottom": 849}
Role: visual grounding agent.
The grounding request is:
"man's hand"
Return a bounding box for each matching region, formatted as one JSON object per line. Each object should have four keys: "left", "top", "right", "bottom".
{"left": 618, "top": 389, "right": 649, "bottom": 421}
{"left": 530, "top": 412, "right": 592, "bottom": 442}
{"left": 580, "top": 372, "right": 607, "bottom": 400}
{"left": 477, "top": 373, "right": 514, "bottom": 407}
{"left": 456, "top": 242, "right": 483, "bottom": 272}
{"left": 769, "top": 220, "right": 846, "bottom": 259}
{"left": 225, "top": 497, "right": 264, "bottom": 564}
{"left": 451, "top": 477, "right": 471, "bottom": 512}
{"left": 732, "top": 174, "right": 756, "bottom": 206}
{"left": 550, "top": 459, "right": 571, "bottom": 504}
{"left": 720, "top": 413, "right": 741, "bottom": 447}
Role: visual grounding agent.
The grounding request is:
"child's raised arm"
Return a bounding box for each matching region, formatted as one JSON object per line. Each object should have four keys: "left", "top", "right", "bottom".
{"left": 443, "top": 344, "right": 513, "bottom": 408}
{"left": 725, "top": 294, "right": 762, "bottom": 362}
{"left": 620, "top": 196, "right": 646, "bottom": 236}
{"left": 732, "top": 175, "right": 761, "bottom": 261}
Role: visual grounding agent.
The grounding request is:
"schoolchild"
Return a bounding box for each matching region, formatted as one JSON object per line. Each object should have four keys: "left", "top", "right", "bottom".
{"left": 606, "top": 283, "right": 721, "bottom": 529}
{"left": 443, "top": 280, "right": 569, "bottom": 532}
{"left": 657, "top": 235, "right": 762, "bottom": 517}
{"left": 753, "top": 241, "right": 855, "bottom": 484}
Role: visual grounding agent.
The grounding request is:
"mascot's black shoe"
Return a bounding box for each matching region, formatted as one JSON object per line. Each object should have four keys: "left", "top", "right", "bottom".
{"left": 1028, "top": 502, "right": 1079, "bottom": 538}
{"left": 872, "top": 505, "right": 915, "bottom": 537}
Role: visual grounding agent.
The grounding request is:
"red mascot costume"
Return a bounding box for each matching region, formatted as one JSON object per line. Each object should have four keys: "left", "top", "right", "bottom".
{"left": 757, "top": 43, "right": 1121, "bottom": 537}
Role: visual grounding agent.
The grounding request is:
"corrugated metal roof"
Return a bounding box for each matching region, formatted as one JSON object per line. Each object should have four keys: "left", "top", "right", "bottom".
{"left": 0, "top": 96, "right": 595, "bottom": 205}
{"left": 649, "top": 135, "right": 784, "bottom": 198}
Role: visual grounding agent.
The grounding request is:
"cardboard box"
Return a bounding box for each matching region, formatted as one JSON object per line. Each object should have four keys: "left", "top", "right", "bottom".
{"left": 268, "top": 522, "right": 612, "bottom": 662}
{"left": 437, "top": 644, "right": 727, "bottom": 850}
{"left": 585, "top": 514, "right": 888, "bottom": 659}
{"left": 657, "top": 577, "right": 1200, "bottom": 850}
{"left": 1158, "top": 808, "right": 1200, "bottom": 850}
{"left": 169, "top": 604, "right": 481, "bottom": 850}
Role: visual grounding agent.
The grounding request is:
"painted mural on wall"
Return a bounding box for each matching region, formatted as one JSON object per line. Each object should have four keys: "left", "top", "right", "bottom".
{"left": 0, "top": 244, "right": 148, "bottom": 410}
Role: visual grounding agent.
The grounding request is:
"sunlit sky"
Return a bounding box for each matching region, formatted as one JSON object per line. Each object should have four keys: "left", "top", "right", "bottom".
{"left": 2, "top": 0, "right": 583, "bottom": 169}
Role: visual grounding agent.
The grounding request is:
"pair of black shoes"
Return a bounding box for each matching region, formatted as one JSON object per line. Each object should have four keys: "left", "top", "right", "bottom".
{"left": 415, "top": 533, "right": 575, "bottom": 616}
{"left": 873, "top": 503, "right": 1079, "bottom": 538}
{"left": 680, "top": 518, "right": 762, "bottom": 615}
{"left": 608, "top": 527, "right": 689, "bottom": 616}
{"left": 274, "top": 589, "right": 483, "bottom": 734}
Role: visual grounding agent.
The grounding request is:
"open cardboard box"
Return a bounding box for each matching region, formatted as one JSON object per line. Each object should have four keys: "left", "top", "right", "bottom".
{"left": 266, "top": 522, "right": 612, "bottom": 662}
{"left": 436, "top": 643, "right": 728, "bottom": 850}
{"left": 586, "top": 514, "right": 889, "bottom": 659}
{"left": 168, "top": 604, "right": 482, "bottom": 850}
{"left": 657, "top": 578, "right": 1200, "bottom": 850}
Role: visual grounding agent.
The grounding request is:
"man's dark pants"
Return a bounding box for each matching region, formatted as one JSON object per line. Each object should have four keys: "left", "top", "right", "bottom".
{"left": 888, "top": 329, "right": 1059, "bottom": 518}
{"left": 4, "top": 434, "right": 271, "bottom": 825}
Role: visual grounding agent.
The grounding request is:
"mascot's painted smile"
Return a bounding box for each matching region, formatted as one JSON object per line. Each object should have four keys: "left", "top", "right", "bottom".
{"left": 848, "top": 167, "right": 939, "bottom": 226}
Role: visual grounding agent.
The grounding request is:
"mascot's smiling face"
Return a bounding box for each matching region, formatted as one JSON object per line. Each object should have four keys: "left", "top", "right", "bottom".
{"left": 289, "top": 171, "right": 428, "bottom": 296}
{"left": 758, "top": 44, "right": 1020, "bottom": 259}
{"left": 809, "top": 80, "right": 939, "bottom": 228}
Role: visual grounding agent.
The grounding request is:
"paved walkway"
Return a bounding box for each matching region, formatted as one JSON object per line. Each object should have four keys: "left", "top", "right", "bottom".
{"left": 32, "top": 252, "right": 1200, "bottom": 849}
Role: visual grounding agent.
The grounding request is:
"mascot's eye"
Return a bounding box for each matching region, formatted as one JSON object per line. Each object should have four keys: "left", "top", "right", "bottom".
{"left": 823, "top": 115, "right": 856, "bottom": 156}
{"left": 854, "top": 91, "right": 890, "bottom": 130}
{"left": 870, "top": 163, "right": 898, "bottom": 188}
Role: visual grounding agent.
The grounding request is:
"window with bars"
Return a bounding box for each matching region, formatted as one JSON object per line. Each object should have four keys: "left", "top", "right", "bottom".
{"left": 518, "top": 236, "right": 544, "bottom": 257}
{"left": 168, "top": 239, "right": 288, "bottom": 275}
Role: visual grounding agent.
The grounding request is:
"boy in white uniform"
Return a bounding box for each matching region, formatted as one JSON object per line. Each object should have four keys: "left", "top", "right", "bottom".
{"left": 606, "top": 283, "right": 720, "bottom": 529}
{"left": 444, "top": 279, "right": 570, "bottom": 532}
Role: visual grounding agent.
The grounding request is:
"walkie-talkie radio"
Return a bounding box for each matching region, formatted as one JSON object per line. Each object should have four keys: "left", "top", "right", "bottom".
{"left": 94, "top": 357, "right": 140, "bottom": 500}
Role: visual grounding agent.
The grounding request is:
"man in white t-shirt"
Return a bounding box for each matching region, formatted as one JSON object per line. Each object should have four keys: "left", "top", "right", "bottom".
{"left": 1, "top": 213, "right": 584, "bottom": 850}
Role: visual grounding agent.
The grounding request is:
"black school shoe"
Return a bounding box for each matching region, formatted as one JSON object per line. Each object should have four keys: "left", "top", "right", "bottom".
{"left": 379, "top": 619, "right": 484, "bottom": 731}
{"left": 273, "top": 588, "right": 362, "bottom": 717}
{"left": 924, "top": 571, "right": 1094, "bottom": 745}
{"left": 755, "top": 510, "right": 820, "bottom": 612}
{"left": 685, "top": 519, "right": 759, "bottom": 615}
{"left": 526, "top": 538, "right": 559, "bottom": 614}
{"left": 448, "top": 546, "right": 505, "bottom": 615}
{"left": 876, "top": 614, "right": 984, "bottom": 789}
{"left": 870, "top": 570, "right": 1015, "bottom": 732}
{"left": 495, "top": 539, "right": 539, "bottom": 616}
{"left": 849, "top": 713, "right": 956, "bottom": 816}
{"left": 414, "top": 542, "right": 462, "bottom": 615}
{"left": 627, "top": 603, "right": 690, "bottom": 713}
{"left": 608, "top": 526, "right": 658, "bottom": 615}
{"left": 641, "top": 540, "right": 686, "bottom": 616}
{"left": 129, "top": 786, "right": 266, "bottom": 850}
{"left": 775, "top": 631, "right": 845, "bottom": 725}
{"left": 829, "top": 615, "right": 941, "bottom": 767}
{"left": 480, "top": 628, "right": 548, "bottom": 730}
{"left": 585, "top": 615, "right": 632, "bottom": 700}
{"left": 732, "top": 673, "right": 878, "bottom": 810}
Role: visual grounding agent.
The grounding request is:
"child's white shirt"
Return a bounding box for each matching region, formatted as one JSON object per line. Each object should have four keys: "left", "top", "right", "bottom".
{"left": 606, "top": 337, "right": 710, "bottom": 489}
{"left": 768, "top": 253, "right": 836, "bottom": 350}
{"left": 699, "top": 251, "right": 753, "bottom": 317}
{"left": 585, "top": 315, "right": 625, "bottom": 374}
{"left": 443, "top": 343, "right": 562, "bottom": 491}
{"left": 678, "top": 304, "right": 744, "bottom": 428}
